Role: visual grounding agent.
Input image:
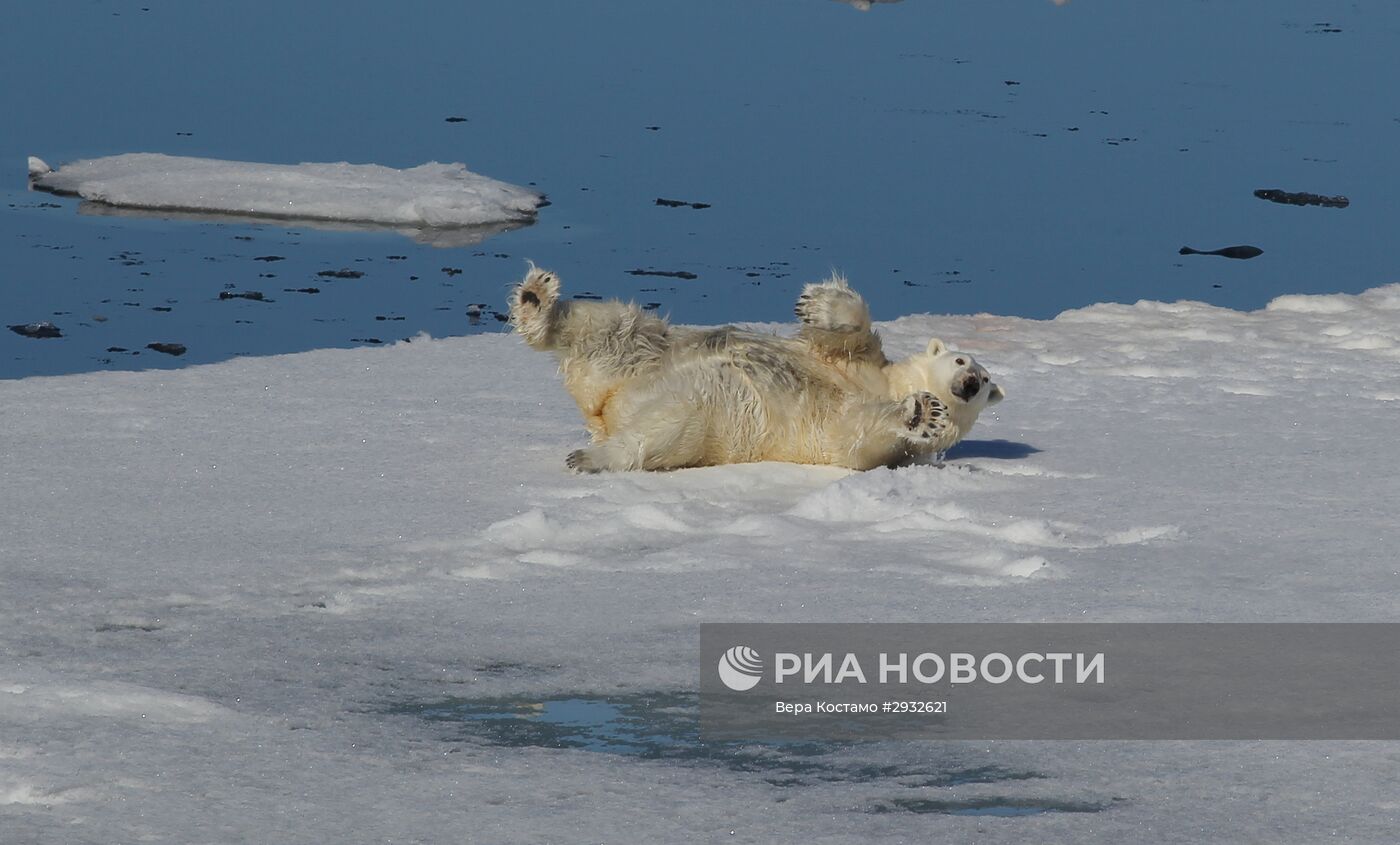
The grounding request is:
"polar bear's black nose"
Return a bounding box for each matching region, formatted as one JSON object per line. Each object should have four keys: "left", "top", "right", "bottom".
{"left": 954, "top": 375, "right": 980, "bottom": 401}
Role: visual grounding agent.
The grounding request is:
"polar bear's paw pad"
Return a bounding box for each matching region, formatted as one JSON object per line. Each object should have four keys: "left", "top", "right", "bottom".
{"left": 511, "top": 266, "right": 560, "bottom": 317}
{"left": 901, "top": 392, "right": 948, "bottom": 440}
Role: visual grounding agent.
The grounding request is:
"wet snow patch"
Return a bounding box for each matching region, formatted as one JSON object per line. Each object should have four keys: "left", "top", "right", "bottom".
{"left": 400, "top": 691, "right": 1050, "bottom": 784}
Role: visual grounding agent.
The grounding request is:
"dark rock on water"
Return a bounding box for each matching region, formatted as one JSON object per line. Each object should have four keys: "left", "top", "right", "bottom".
{"left": 655, "top": 197, "right": 712, "bottom": 210}
{"left": 444, "top": 116, "right": 468, "bottom": 123}
{"left": 9, "top": 321, "right": 63, "bottom": 339}
{"left": 253, "top": 255, "right": 285, "bottom": 262}
{"left": 350, "top": 337, "right": 384, "bottom": 344}
{"left": 1253, "top": 188, "right": 1349, "bottom": 209}
{"left": 1179, "top": 245, "right": 1264, "bottom": 260}
{"left": 146, "top": 342, "right": 186, "bottom": 356}
{"left": 626, "top": 269, "right": 699, "bottom": 280}
{"left": 218, "top": 290, "right": 269, "bottom": 302}
{"left": 317, "top": 268, "right": 364, "bottom": 279}
{"left": 284, "top": 287, "right": 321, "bottom": 294}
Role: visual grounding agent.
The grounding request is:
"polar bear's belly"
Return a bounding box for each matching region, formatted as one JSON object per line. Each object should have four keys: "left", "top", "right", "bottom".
{"left": 648, "top": 360, "right": 837, "bottom": 466}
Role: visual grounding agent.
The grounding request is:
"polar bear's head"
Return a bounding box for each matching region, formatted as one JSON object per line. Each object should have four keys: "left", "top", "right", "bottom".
{"left": 886, "top": 339, "right": 1005, "bottom": 413}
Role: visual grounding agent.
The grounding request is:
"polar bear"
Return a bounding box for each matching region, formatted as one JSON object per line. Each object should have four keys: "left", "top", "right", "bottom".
{"left": 509, "top": 265, "right": 1003, "bottom": 472}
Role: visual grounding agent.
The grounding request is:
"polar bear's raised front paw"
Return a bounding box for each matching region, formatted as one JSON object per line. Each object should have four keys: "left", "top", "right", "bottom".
{"left": 565, "top": 448, "right": 603, "bottom": 474}
{"left": 900, "top": 392, "right": 948, "bottom": 441}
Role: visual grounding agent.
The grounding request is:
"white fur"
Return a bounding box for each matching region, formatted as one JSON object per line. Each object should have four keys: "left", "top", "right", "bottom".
{"left": 509, "top": 267, "right": 1004, "bottom": 472}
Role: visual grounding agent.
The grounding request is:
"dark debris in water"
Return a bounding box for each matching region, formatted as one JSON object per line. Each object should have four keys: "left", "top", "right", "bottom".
{"left": 218, "top": 290, "right": 270, "bottom": 302}
{"left": 1254, "top": 188, "right": 1349, "bottom": 208}
{"left": 655, "top": 197, "right": 712, "bottom": 210}
{"left": 1179, "top": 244, "right": 1263, "bottom": 260}
{"left": 317, "top": 268, "right": 365, "bottom": 279}
{"left": 627, "top": 268, "right": 699, "bottom": 280}
{"left": 9, "top": 321, "right": 63, "bottom": 339}
{"left": 146, "top": 342, "right": 187, "bottom": 356}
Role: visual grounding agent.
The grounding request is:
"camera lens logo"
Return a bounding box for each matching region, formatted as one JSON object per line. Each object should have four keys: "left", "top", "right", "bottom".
{"left": 717, "top": 645, "right": 764, "bottom": 692}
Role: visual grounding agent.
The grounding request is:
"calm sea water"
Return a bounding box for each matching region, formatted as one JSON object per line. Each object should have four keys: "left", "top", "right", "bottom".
{"left": 4, "top": 0, "right": 1396, "bottom": 377}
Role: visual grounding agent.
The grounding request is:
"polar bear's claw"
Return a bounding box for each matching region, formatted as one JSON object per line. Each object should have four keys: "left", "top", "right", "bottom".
{"left": 566, "top": 449, "right": 602, "bottom": 473}
{"left": 794, "top": 276, "right": 868, "bottom": 333}
{"left": 513, "top": 267, "right": 558, "bottom": 314}
{"left": 901, "top": 392, "right": 948, "bottom": 440}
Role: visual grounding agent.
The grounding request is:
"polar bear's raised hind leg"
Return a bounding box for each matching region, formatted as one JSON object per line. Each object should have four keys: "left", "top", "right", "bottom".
{"left": 509, "top": 264, "right": 562, "bottom": 350}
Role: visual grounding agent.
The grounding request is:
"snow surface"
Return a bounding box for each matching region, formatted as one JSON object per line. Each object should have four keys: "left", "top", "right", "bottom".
{"left": 27, "top": 153, "right": 545, "bottom": 233}
{"left": 3, "top": 284, "right": 1400, "bottom": 842}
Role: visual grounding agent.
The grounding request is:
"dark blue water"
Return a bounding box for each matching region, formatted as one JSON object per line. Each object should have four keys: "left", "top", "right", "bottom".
{"left": 5, "top": 0, "right": 1397, "bottom": 377}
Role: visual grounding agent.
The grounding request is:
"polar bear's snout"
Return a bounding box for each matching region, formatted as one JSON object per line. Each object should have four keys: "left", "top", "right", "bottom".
{"left": 953, "top": 372, "right": 984, "bottom": 402}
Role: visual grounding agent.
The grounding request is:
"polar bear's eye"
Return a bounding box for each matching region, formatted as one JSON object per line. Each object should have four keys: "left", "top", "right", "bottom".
{"left": 955, "top": 357, "right": 966, "bottom": 366}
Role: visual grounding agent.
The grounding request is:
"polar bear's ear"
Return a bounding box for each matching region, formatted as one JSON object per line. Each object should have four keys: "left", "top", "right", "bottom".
{"left": 926, "top": 338, "right": 947, "bottom": 356}
{"left": 987, "top": 383, "right": 1006, "bottom": 405}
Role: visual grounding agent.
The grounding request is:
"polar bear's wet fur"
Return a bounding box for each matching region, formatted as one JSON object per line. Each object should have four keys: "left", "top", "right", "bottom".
{"left": 510, "top": 265, "right": 1003, "bottom": 472}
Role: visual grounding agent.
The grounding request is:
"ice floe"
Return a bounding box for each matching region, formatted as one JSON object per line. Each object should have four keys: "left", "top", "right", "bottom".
{"left": 28, "top": 153, "right": 545, "bottom": 245}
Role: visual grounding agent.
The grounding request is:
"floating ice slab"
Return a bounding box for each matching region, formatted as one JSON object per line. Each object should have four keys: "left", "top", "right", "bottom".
{"left": 27, "top": 153, "right": 545, "bottom": 239}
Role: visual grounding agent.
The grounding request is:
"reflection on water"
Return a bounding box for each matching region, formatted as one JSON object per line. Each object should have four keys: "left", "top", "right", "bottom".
{"left": 4, "top": 0, "right": 1396, "bottom": 377}
{"left": 71, "top": 201, "right": 534, "bottom": 249}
